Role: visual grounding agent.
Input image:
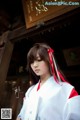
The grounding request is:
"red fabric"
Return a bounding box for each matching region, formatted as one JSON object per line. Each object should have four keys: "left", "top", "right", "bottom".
{"left": 58, "top": 71, "right": 69, "bottom": 83}
{"left": 47, "top": 48, "right": 68, "bottom": 83}
{"left": 69, "top": 88, "right": 78, "bottom": 99}
{"left": 37, "top": 81, "right": 40, "bottom": 91}
{"left": 47, "top": 48, "right": 58, "bottom": 82}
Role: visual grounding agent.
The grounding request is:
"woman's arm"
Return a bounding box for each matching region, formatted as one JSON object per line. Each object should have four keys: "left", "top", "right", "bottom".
{"left": 63, "top": 95, "right": 80, "bottom": 120}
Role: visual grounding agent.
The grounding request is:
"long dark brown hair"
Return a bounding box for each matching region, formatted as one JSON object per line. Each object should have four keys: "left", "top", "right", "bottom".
{"left": 27, "top": 43, "right": 52, "bottom": 83}
{"left": 27, "top": 42, "right": 68, "bottom": 84}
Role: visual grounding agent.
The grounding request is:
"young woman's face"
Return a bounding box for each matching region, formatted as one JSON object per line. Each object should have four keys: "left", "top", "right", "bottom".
{"left": 30, "top": 54, "right": 50, "bottom": 77}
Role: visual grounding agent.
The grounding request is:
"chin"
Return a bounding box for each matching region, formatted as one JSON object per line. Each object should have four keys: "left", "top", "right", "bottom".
{"left": 36, "top": 73, "right": 40, "bottom": 76}
{"left": 35, "top": 73, "right": 41, "bottom": 76}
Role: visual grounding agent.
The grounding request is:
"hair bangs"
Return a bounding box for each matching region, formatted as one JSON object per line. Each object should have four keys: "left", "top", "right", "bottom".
{"left": 27, "top": 47, "right": 38, "bottom": 64}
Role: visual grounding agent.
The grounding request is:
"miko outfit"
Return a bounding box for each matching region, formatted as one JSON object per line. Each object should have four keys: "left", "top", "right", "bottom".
{"left": 18, "top": 76, "right": 80, "bottom": 120}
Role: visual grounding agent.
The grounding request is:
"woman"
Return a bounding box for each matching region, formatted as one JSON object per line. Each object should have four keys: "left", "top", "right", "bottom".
{"left": 16, "top": 43, "right": 80, "bottom": 120}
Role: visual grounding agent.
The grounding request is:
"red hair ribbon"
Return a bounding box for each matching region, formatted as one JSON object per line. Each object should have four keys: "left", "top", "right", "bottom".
{"left": 58, "top": 71, "right": 66, "bottom": 82}
{"left": 47, "top": 48, "right": 58, "bottom": 82}
{"left": 48, "top": 48, "right": 68, "bottom": 83}
{"left": 58, "top": 71, "right": 69, "bottom": 83}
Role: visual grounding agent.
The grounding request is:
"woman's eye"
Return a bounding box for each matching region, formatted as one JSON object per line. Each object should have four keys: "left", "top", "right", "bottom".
{"left": 30, "top": 59, "right": 41, "bottom": 64}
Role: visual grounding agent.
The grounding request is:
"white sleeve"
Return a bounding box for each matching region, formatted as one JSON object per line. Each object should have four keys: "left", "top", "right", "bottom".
{"left": 17, "top": 94, "right": 28, "bottom": 120}
{"left": 17, "top": 85, "right": 35, "bottom": 120}
{"left": 63, "top": 96, "right": 80, "bottom": 120}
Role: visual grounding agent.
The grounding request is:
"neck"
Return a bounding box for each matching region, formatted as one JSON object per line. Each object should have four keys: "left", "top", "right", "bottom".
{"left": 40, "top": 73, "right": 51, "bottom": 86}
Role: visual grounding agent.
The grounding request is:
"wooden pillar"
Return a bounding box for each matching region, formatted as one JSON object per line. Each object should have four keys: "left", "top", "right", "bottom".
{"left": 0, "top": 39, "right": 14, "bottom": 106}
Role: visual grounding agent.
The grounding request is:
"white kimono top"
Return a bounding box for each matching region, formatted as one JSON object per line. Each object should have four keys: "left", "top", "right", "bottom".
{"left": 18, "top": 76, "right": 80, "bottom": 120}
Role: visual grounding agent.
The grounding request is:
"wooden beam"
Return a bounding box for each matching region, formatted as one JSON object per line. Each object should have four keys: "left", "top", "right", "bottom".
{"left": 7, "top": 7, "right": 80, "bottom": 43}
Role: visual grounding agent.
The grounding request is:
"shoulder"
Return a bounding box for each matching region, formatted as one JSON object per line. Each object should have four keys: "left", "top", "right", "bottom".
{"left": 25, "top": 85, "right": 35, "bottom": 97}
{"left": 60, "top": 82, "right": 74, "bottom": 98}
{"left": 60, "top": 82, "right": 74, "bottom": 89}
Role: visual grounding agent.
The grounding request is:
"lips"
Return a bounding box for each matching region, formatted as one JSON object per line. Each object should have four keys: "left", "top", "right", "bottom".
{"left": 35, "top": 69, "right": 40, "bottom": 73}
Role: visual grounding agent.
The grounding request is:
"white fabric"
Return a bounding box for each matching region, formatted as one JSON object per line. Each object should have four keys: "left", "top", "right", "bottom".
{"left": 63, "top": 96, "right": 80, "bottom": 120}
{"left": 18, "top": 76, "right": 80, "bottom": 120}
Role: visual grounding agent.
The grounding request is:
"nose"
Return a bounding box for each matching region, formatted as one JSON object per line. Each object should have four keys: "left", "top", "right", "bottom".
{"left": 33, "top": 61, "right": 38, "bottom": 67}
